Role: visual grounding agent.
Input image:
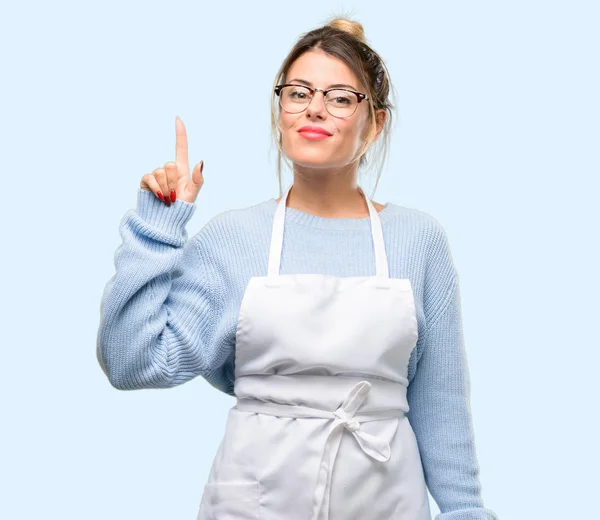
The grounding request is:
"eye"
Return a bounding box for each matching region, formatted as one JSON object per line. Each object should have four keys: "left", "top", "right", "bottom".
{"left": 290, "top": 90, "right": 307, "bottom": 100}
{"left": 326, "top": 90, "right": 355, "bottom": 107}
{"left": 334, "top": 96, "right": 351, "bottom": 104}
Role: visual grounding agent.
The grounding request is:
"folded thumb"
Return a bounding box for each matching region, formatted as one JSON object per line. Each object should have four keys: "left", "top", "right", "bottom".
{"left": 192, "top": 160, "right": 204, "bottom": 186}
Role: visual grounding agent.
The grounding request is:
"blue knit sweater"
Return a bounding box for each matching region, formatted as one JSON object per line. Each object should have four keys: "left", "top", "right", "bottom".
{"left": 97, "top": 188, "right": 499, "bottom": 520}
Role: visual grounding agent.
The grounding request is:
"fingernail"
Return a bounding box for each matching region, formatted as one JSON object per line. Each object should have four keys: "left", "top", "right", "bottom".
{"left": 170, "top": 189, "right": 176, "bottom": 202}
{"left": 200, "top": 160, "right": 204, "bottom": 173}
{"left": 157, "top": 191, "right": 164, "bottom": 201}
{"left": 165, "top": 197, "right": 171, "bottom": 207}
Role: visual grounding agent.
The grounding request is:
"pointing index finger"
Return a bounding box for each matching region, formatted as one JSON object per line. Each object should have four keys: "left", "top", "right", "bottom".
{"left": 175, "top": 116, "right": 190, "bottom": 177}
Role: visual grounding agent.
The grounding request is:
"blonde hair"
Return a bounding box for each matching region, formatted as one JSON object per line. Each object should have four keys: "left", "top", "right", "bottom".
{"left": 269, "top": 15, "right": 398, "bottom": 199}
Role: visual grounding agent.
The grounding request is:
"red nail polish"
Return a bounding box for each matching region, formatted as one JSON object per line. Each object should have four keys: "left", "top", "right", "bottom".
{"left": 170, "top": 189, "right": 176, "bottom": 202}
{"left": 165, "top": 197, "right": 171, "bottom": 206}
{"left": 157, "top": 191, "right": 164, "bottom": 201}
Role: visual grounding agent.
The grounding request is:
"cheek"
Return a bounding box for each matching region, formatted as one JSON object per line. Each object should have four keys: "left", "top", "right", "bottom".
{"left": 280, "top": 113, "right": 298, "bottom": 130}
{"left": 337, "top": 123, "right": 361, "bottom": 143}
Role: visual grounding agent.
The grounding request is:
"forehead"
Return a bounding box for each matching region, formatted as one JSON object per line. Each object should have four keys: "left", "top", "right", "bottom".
{"left": 287, "top": 50, "right": 360, "bottom": 89}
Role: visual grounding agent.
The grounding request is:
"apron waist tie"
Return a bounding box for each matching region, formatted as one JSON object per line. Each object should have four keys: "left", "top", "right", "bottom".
{"left": 235, "top": 380, "right": 405, "bottom": 520}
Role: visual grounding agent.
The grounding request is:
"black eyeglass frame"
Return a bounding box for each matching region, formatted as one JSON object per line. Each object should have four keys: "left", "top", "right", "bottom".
{"left": 274, "top": 83, "right": 369, "bottom": 118}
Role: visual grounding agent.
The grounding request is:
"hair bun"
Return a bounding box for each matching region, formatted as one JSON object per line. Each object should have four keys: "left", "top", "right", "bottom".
{"left": 328, "top": 18, "right": 366, "bottom": 44}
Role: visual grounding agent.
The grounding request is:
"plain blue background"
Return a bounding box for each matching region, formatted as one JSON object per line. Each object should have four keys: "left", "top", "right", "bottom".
{"left": 1, "top": 1, "right": 598, "bottom": 519}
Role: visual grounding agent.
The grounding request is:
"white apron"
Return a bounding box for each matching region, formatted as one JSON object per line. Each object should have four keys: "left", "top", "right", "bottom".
{"left": 197, "top": 184, "right": 431, "bottom": 520}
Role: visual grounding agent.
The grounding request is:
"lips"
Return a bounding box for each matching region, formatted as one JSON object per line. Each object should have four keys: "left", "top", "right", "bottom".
{"left": 298, "top": 126, "right": 333, "bottom": 136}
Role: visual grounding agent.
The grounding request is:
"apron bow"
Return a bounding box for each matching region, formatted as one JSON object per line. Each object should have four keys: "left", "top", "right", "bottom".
{"left": 311, "top": 381, "right": 394, "bottom": 520}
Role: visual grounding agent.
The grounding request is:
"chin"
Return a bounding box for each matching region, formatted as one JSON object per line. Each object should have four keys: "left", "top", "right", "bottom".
{"left": 288, "top": 155, "right": 333, "bottom": 168}
{"left": 284, "top": 146, "right": 331, "bottom": 163}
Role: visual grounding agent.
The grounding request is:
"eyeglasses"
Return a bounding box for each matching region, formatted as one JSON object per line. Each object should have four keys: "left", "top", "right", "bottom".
{"left": 274, "top": 83, "right": 369, "bottom": 118}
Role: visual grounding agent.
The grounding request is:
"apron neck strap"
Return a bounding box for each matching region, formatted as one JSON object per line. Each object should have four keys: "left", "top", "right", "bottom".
{"left": 267, "top": 184, "right": 389, "bottom": 278}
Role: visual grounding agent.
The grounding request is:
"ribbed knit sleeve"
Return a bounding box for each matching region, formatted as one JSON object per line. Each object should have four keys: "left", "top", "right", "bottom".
{"left": 406, "top": 223, "right": 498, "bottom": 520}
{"left": 96, "top": 189, "right": 229, "bottom": 390}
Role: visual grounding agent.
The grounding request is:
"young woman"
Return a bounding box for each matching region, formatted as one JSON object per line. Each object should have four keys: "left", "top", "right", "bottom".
{"left": 97, "top": 18, "right": 499, "bottom": 520}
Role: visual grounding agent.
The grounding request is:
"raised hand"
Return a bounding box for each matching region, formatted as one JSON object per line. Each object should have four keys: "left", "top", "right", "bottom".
{"left": 140, "top": 116, "right": 204, "bottom": 206}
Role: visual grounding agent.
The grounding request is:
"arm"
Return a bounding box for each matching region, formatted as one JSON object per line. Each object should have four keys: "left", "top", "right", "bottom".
{"left": 406, "top": 225, "right": 499, "bottom": 519}
{"left": 96, "top": 188, "right": 230, "bottom": 391}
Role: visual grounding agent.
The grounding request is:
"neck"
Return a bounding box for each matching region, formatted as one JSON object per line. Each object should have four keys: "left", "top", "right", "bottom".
{"left": 278, "top": 175, "right": 383, "bottom": 218}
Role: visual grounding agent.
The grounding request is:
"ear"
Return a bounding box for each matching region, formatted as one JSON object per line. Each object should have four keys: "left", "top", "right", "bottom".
{"left": 362, "top": 109, "right": 387, "bottom": 143}
{"left": 374, "top": 109, "right": 387, "bottom": 140}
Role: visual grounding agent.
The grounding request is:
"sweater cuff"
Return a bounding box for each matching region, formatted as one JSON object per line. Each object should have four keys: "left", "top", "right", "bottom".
{"left": 136, "top": 188, "right": 197, "bottom": 236}
{"left": 435, "top": 507, "right": 499, "bottom": 520}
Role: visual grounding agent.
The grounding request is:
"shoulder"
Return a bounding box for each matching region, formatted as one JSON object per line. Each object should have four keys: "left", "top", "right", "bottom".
{"left": 205, "top": 198, "right": 272, "bottom": 233}
{"left": 384, "top": 202, "right": 457, "bottom": 283}
{"left": 188, "top": 198, "right": 273, "bottom": 255}
{"left": 383, "top": 202, "right": 450, "bottom": 246}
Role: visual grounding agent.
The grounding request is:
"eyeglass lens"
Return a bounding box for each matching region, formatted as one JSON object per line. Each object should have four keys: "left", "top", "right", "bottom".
{"left": 279, "top": 86, "right": 358, "bottom": 117}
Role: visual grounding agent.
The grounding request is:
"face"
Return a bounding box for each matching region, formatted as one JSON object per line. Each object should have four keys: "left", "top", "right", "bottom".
{"left": 278, "top": 48, "right": 385, "bottom": 175}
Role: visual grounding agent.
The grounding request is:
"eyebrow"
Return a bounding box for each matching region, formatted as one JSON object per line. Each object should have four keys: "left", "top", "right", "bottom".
{"left": 288, "top": 78, "right": 358, "bottom": 91}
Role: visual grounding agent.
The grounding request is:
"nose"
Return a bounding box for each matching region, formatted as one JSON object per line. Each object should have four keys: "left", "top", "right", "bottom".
{"left": 305, "top": 91, "right": 328, "bottom": 118}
